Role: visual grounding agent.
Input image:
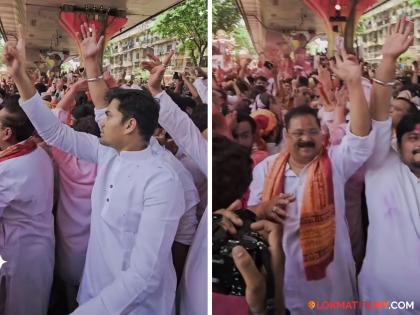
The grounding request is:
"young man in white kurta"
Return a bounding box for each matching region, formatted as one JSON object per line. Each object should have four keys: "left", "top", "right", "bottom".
{"left": 0, "top": 145, "right": 54, "bottom": 315}
{"left": 17, "top": 90, "right": 185, "bottom": 315}
{"left": 358, "top": 18, "right": 420, "bottom": 315}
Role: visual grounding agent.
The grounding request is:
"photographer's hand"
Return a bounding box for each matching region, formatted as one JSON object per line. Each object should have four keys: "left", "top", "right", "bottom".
{"left": 252, "top": 220, "right": 286, "bottom": 315}
{"left": 232, "top": 246, "right": 266, "bottom": 315}
{"left": 214, "top": 199, "right": 242, "bottom": 234}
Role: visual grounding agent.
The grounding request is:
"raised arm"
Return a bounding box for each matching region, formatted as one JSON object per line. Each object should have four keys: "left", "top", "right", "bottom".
{"left": 3, "top": 25, "right": 100, "bottom": 164}
{"left": 328, "top": 48, "right": 374, "bottom": 179}
{"left": 56, "top": 78, "right": 88, "bottom": 113}
{"left": 370, "top": 17, "right": 413, "bottom": 121}
{"left": 77, "top": 23, "right": 108, "bottom": 109}
{"left": 145, "top": 52, "right": 207, "bottom": 176}
{"left": 330, "top": 48, "right": 370, "bottom": 137}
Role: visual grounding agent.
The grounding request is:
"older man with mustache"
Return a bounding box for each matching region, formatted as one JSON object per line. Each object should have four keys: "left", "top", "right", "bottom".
{"left": 247, "top": 47, "right": 375, "bottom": 315}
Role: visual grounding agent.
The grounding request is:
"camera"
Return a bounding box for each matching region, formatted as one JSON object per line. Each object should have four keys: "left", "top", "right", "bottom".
{"left": 212, "top": 209, "right": 273, "bottom": 296}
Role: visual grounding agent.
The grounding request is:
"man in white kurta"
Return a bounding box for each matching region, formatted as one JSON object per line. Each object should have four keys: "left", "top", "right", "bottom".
{"left": 358, "top": 119, "right": 420, "bottom": 315}
{"left": 0, "top": 144, "right": 54, "bottom": 315}
{"left": 357, "top": 18, "right": 420, "bottom": 314}
{"left": 247, "top": 48, "right": 377, "bottom": 314}
{"left": 155, "top": 90, "right": 208, "bottom": 315}
{"left": 19, "top": 91, "right": 185, "bottom": 315}
{"left": 248, "top": 127, "right": 374, "bottom": 314}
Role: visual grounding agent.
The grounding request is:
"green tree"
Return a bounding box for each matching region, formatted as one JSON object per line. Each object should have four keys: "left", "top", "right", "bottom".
{"left": 153, "top": 0, "right": 207, "bottom": 66}
{"left": 212, "top": 0, "right": 241, "bottom": 33}
{"left": 409, "top": 0, "right": 420, "bottom": 7}
{"left": 232, "top": 26, "right": 255, "bottom": 54}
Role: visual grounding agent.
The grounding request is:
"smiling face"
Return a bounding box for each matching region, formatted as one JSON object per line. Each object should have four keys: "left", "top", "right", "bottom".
{"left": 399, "top": 124, "right": 420, "bottom": 172}
{"left": 286, "top": 114, "right": 323, "bottom": 164}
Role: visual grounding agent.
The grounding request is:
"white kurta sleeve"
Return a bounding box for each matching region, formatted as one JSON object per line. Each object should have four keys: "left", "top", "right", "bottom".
{"left": 0, "top": 166, "right": 10, "bottom": 217}
{"left": 157, "top": 91, "right": 207, "bottom": 176}
{"left": 20, "top": 93, "right": 99, "bottom": 164}
{"left": 365, "top": 119, "right": 392, "bottom": 171}
{"left": 247, "top": 154, "right": 279, "bottom": 207}
{"left": 329, "top": 126, "right": 375, "bottom": 181}
{"left": 71, "top": 170, "right": 185, "bottom": 315}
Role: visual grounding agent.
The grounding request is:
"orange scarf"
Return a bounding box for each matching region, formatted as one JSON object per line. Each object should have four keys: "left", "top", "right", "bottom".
{"left": 0, "top": 139, "right": 37, "bottom": 163}
{"left": 262, "top": 149, "right": 335, "bottom": 281}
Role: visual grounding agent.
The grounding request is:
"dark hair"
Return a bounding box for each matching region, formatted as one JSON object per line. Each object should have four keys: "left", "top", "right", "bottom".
{"left": 34, "top": 82, "right": 47, "bottom": 94}
{"left": 212, "top": 135, "right": 253, "bottom": 211}
{"left": 73, "top": 115, "right": 100, "bottom": 137}
{"left": 105, "top": 88, "right": 159, "bottom": 142}
{"left": 72, "top": 103, "right": 95, "bottom": 121}
{"left": 0, "top": 95, "right": 34, "bottom": 142}
{"left": 396, "top": 111, "right": 420, "bottom": 146}
{"left": 284, "top": 105, "right": 320, "bottom": 130}
{"left": 191, "top": 104, "right": 208, "bottom": 132}
{"left": 297, "top": 76, "right": 309, "bottom": 87}
{"left": 166, "top": 90, "right": 196, "bottom": 112}
{"left": 255, "top": 76, "right": 268, "bottom": 83}
{"left": 75, "top": 91, "right": 88, "bottom": 107}
{"left": 42, "top": 95, "right": 52, "bottom": 102}
{"left": 236, "top": 113, "right": 257, "bottom": 134}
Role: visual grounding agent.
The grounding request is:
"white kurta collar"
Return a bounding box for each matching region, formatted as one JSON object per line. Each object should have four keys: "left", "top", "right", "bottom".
{"left": 119, "top": 145, "right": 153, "bottom": 161}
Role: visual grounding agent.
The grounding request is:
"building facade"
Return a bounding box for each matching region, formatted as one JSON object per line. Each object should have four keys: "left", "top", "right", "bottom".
{"left": 104, "top": 18, "right": 193, "bottom": 80}
{"left": 360, "top": 0, "right": 420, "bottom": 63}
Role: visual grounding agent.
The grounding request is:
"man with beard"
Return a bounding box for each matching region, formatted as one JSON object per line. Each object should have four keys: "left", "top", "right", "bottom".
{"left": 247, "top": 48, "right": 375, "bottom": 315}
{"left": 358, "top": 17, "right": 420, "bottom": 314}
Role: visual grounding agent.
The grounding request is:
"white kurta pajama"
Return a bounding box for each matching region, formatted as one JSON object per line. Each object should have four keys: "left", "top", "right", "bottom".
{"left": 248, "top": 128, "right": 375, "bottom": 315}
{"left": 156, "top": 91, "right": 208, "bottom": 315}
{"left": 359, "top": 119, "right": 420, "bottom": 314}
{"left": 0, "top": 146, "right": 55, "bottom": 315}
{"left": 20, "top": 93, "right": 185, "bottom": 315}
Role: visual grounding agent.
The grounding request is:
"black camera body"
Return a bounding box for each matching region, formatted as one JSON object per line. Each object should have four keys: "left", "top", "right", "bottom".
{"left": 212, "top": 209, "right": 272, "bottom": 296}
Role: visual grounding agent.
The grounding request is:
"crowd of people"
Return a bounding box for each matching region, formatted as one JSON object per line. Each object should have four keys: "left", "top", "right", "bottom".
{"left": 213, "top": 17, "right": 420, "bottom": 315}
{"left": 0, "top": 23, "right": 207, "bottom": 315}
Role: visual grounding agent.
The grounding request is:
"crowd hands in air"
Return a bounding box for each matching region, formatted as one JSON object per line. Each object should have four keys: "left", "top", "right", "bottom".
{"left": 1, "top": 22, "right": 207, "bottom": 315}
{"left": 213, "top": 17, "right": 420, "bottom": 315}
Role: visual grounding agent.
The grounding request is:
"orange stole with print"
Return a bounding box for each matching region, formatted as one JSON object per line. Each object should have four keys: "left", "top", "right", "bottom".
{"left": 262, "top": 149, "right": 335, "bottom": 281}
{"left": 0, "top": 139, "right": 37, "bottom": 163}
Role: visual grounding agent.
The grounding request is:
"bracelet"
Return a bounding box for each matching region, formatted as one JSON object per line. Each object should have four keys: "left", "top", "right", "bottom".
{"left": 372, "top": 77, "right": 396, "bottom": 87}
{"left": 86, "top": 75, "right": 104, "bottom": 82}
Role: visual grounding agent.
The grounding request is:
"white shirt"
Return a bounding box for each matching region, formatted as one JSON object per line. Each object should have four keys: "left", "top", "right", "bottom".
{"left": 149, "top": 137, "right": 199, "bottom": 245}
{"left": 156, "top": 91, "right": 208, "bottom": 315}
{"left": 20, "top": 93, "right": 185, "bottom": 315}
{"left": 359, "top": 119, "right": 420, "bottom": 314}
{"left": 95, "top": 110, "right": 199, "bottom": 246}
{"left": 248, "top": 128, "right": 375, "bottom": 315}
{"left": 176, "top": 148, "right": 207, "bottom": 221}
{"left": 193, "top": 78, "right": 208, "bottom": 104}
{"left": 0, "top": 146, "right": 55, "bottom": 315}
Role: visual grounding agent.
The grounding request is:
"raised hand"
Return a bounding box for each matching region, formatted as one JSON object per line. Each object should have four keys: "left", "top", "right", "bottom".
{"left": 142, "top": 50, "right": 174, "bottom": 96}
{"left": 330, "top": 48, "right": 361, "bottom": 84}
{"left": 3, "top": 25, "right": 26, "bottom": 77}
{"left": 214, "top": 199, "right": 242, "bottom": 235}
{"left": 77, "top": 23, "right": 104, "bottom": 60}
{"left": 71, "top": 78, "right": 89, "bottom": 92}
{"left": 382, "top": 17, "right": 414, "bottom": 61}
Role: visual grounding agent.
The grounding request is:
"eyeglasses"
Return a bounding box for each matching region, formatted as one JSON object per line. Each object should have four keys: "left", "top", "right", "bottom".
{"left": 288, "top": 129, "right": 321, "bottom": 139}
